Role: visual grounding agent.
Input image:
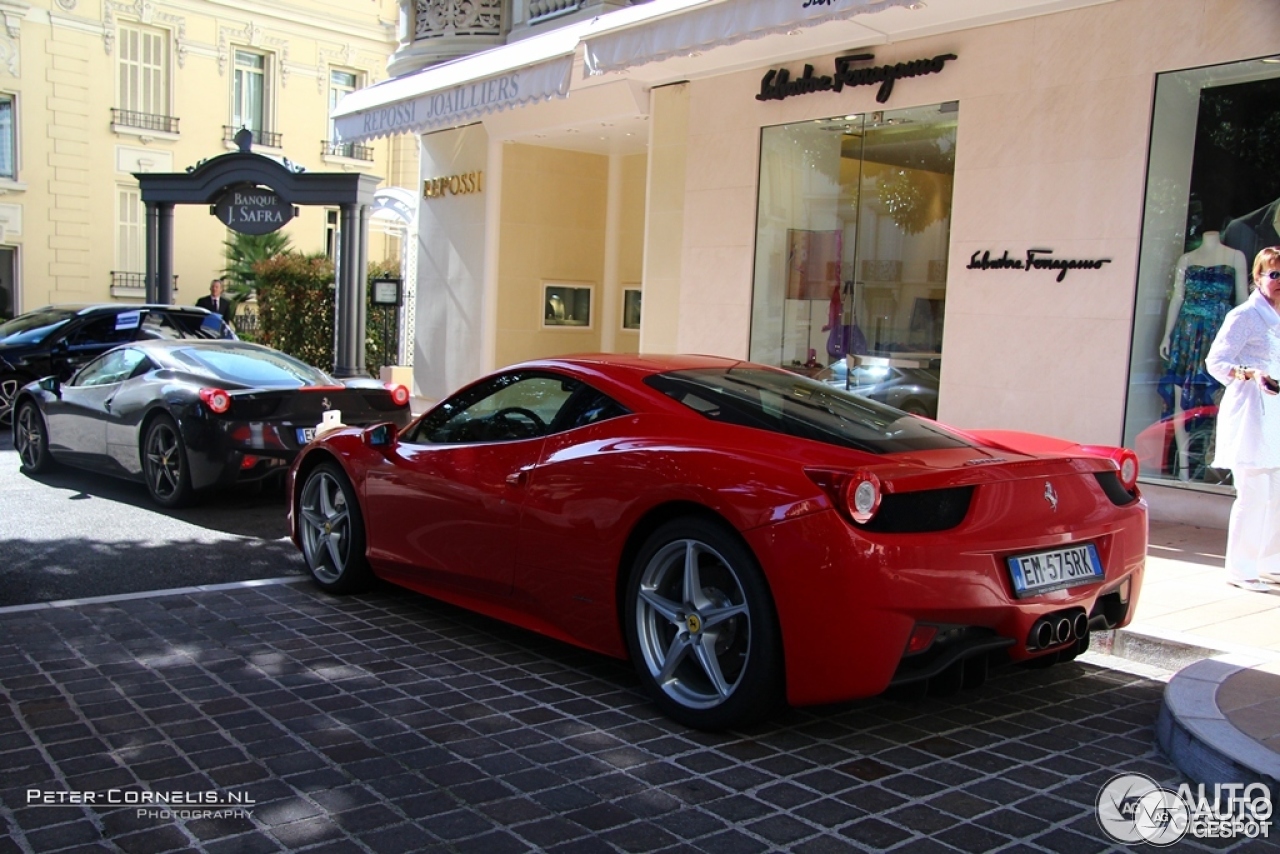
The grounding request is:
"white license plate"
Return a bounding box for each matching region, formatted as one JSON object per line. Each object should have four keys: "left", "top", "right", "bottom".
{"left": 1006, "top": 543, "right": 1104, "bottom": 598}
{"left": 296, "top": 427, "right": 316, "bottom": 444}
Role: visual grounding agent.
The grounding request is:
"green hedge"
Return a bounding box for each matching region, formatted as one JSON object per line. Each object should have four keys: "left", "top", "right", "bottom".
{"left": 252, "top": 252, "right": 401, "bottom": 377}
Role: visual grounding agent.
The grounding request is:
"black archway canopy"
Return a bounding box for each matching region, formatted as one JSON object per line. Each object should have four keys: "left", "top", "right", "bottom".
{"left": 134, "top": 130, "right": 383, "bottom": 378}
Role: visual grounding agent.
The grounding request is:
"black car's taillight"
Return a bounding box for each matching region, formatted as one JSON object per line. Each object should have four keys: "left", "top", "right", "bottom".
{"left": 199, "top": 388, "right": 231, "bottom": 414}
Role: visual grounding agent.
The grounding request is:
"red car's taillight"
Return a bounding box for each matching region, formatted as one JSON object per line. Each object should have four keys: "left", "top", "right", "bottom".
{"left": 807, "top": 468, "right": 884, "bottom": 526}
{"left": 845, "top": 471, "right": 882, "bottom": 524}
{"left": 199, "top": 388, "right": 231, "bottom": 414}
{"left": 1117, "top": 450, "right": 1139, "bottom": 490}
{"left": 386, "top": 383, "right": 410, "bottom": 407}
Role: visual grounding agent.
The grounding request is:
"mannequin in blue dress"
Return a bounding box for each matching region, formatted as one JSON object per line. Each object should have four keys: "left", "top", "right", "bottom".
{"left": 1158, "top": 231, "right": 1248, "bottom": 479}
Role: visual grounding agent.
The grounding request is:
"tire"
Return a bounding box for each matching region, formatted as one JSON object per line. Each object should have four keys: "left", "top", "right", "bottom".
{"left": 0, "top": 372, "right": 30, "bottom": 428}
{"left": 901, "top": 400, "right": 929, "bottom": 418}
{"left": 14, "top": 401, "right": 56, "bottom": 473}
{"left": 142, "top": 415, "right": 196, "bottom": 508}
{"left": 624, "top": 517, "right": 783, "bottom": 731}
{"left": 297, "top": 462, "right": 373, "bottom": 594}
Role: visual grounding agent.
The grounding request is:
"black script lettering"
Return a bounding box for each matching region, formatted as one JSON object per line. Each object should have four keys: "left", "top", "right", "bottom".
{"left": 967, "top": 250, "right": 1024, "bottom": 271}
{"left": 760, "top": 52, "right": 956, "bottom": 104}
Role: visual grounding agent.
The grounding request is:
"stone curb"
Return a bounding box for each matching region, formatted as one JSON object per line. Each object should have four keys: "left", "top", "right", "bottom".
{"left": 1156, "top": 655, "right": 1280, "bottom": 788}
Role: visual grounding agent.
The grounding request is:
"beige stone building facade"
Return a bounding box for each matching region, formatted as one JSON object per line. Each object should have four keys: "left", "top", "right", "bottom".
{"left": 0, "top": 0, "right": 413, "bottom": 318}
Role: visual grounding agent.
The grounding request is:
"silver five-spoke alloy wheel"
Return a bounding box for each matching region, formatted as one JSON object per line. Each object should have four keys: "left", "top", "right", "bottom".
{"left": 635, "top": 538, "right": 753, "bottom": 709}
{"left": 0, "top": 374, "right": 22, "bottom": 427}
{"left": 14, "top": 402, "right": 51, "bottom": 472}
{"left": 297, "top": 463, "right": 371, "bottom": 593}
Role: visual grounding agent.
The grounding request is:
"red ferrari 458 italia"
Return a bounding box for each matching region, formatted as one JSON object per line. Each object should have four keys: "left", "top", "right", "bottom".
{"left": 288, "top": 355, "right": 1146, "bottom": 730}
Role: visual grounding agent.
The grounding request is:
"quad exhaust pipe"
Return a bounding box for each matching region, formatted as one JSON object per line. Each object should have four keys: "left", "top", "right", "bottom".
{"left": 1028, "top": 609, "right": 1090, "bottom": 650}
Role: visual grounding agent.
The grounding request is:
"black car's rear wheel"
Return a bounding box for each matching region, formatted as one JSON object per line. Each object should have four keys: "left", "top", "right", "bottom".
{"left": 625, "top": 518, "right": 783, "bottom": 731}
{"left": 0, "top": 372, "right": 29, "bottom": 427}
{"left": 143, "top": 416, "right": 195, "bottom": 508}
{"left": 14, "top": 401, "right": 55, "bottom": 473}
{"left": 298, "top": 463, "right": 372, "bottom": 593}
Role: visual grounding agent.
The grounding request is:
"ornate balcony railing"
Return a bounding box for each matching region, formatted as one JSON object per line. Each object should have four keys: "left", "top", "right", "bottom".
{"left": 111, "top": 109, "right": 180, "bottom": 135}
{"left": 528, "top": 0, "right": 584, "bottom": 25}
{"left": 223, "top": 125, "right": 282, "bottom": 149}
{"left": 322, "top": 140, "right": 374, "bottom": 162}
{"left": 413, "top": 0, "right": 503, "bottom": 40}
{"left": 110, "top": 272, "right": 178, "bottom": 300}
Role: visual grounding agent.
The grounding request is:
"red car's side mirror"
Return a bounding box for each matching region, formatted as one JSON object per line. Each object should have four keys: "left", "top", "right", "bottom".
{"left": 362, "top": 422, "right": 398, "bottom": 449}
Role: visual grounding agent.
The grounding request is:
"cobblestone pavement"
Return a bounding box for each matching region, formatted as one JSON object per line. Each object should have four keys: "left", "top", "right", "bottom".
{"left": 1, "top": 581, "right": 1274, "bottom": 853}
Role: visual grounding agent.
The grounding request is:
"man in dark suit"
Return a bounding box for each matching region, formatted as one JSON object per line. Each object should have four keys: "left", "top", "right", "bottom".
{"left": 196, "top": 278, "right": 236, "bottom": 325}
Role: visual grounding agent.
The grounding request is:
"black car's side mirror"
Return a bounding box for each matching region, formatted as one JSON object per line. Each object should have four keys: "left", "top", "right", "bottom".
{"left": 362, "top": 422, "right": 397, "bottom": 449}
{"left": 38, "top": 376, "right": 61, "bottom": 398}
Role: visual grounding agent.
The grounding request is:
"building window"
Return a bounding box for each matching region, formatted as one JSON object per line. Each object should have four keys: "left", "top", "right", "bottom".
{"left": 116, "top": 186, "right": 143, "bottom": 276}
{"left": 0, "top": 94, "right": 15, "bottom": 179}
{"left": 329, "top": 68, "right": 357, "bottom": 144}
{"left": 117, "top": 25, "right": 170, "bottom": 130}
{"left": 1123, "top": 55, "right": 1280, "bottom": 488}
{"left": 325, "top": 209, "right": 340, "bottom": 260}
{"left": 749, "top": 103, "right": 957, "bottom": 419}
{"left": 232, "top": 49, "right": 268, "bottom": 136}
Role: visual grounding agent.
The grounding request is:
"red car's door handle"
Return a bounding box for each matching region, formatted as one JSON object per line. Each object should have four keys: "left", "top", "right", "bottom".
{"left": 505, "top": 466, "right": 534, "bottom": 486}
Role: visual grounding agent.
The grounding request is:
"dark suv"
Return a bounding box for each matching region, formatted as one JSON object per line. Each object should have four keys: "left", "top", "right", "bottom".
{"left": 0, "top": 304, "right": 234, "bottom": 425}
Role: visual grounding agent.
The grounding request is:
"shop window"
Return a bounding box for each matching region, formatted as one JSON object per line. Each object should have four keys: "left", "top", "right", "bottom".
{"left": 1123, "top": 55, "right": 1280, "bottom": 488}
{"left": 622, "top": 287, "right": 642, "bottom": 330}
{"left": 543, "top": 283, "right": 592, "bottom": 328}
{"left": 750, "top": 104, "right": 957, "bottom": 390}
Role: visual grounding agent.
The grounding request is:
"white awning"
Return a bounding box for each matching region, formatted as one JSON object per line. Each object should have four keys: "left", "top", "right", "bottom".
{"left": 583, "top": 0, "right": 913, "bottom": 76}
{"left": 333, "top": 53, "right": 575, "bottom": 144}
{"left": 332, "top": 0, "right": 720, "bottom": 144}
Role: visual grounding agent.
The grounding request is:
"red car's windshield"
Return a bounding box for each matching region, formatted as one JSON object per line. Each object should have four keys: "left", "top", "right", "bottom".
{"left": 645, "top": 367, "right": 972, "bottom": 454}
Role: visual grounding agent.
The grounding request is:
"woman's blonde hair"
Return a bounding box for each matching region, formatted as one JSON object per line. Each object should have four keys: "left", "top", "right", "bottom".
{"left": 1253, "top": 246, "right": 1280, "bottom": 287}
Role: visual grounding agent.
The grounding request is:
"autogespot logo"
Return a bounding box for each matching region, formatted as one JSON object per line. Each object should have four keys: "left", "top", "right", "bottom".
{"left": 1097, "top": 774, "right": 1274, "bottom": 845}
{"left": 1097, "top": 774, "right": 1189, "bottom": 846}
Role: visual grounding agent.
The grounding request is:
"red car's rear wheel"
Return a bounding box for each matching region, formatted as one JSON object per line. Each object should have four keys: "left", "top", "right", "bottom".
{"left": 625, "top": 518, "right": 783, "bottom": 731}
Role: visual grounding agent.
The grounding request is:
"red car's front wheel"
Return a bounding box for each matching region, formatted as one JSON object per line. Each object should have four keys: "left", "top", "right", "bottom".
{"left": 298, "top": 462, "right": 373, "bottom": 594}
{"left": 625, "top": 518, "right": 783, "bottom": 731}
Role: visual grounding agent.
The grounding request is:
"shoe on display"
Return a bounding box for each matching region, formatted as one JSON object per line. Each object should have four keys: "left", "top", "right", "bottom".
{"left": 1229, "top": 579, "right": 1273, "bottom": 592}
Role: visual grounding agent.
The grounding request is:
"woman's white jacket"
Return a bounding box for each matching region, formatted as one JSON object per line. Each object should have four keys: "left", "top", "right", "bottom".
{"left": 1206, "top": 289, "right": 1280, "bottom": 469}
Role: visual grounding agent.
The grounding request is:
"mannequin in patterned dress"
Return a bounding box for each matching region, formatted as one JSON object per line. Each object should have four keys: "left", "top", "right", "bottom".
{"left": 1158, "top": 232, "right": 1248, "bottom": 479}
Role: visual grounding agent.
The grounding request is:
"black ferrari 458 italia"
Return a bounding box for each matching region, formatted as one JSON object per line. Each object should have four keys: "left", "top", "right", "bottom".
{"left": 11, "top": 339, "right": 413, "bottom": 507}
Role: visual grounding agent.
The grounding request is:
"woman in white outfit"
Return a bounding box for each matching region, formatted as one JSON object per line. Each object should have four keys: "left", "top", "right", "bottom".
{"left": 1206, "top": 245, "right": 1280, "bottom": 592}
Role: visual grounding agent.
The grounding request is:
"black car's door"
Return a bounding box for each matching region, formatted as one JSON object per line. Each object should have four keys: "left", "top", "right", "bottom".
{"left": 44, "top": 348, "right": 150, "bottom": 474}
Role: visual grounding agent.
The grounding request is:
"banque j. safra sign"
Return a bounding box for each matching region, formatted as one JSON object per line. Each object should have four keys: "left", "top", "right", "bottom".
{"left": 757, "top": 52, "right": 957, "bottom": 105}
{"left": 967, "top": 249, "right": 1112, "bottom": 282}
{"left": 212, "top": 186, "right": 295, "bottom": 235}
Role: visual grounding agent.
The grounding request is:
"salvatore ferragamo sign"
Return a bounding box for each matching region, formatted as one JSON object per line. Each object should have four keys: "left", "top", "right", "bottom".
{"left": 757, "top": 52, "right": 957, "bottom": 105}
{"left": 967, "top": 249, "right": 1112, "bottom": 282}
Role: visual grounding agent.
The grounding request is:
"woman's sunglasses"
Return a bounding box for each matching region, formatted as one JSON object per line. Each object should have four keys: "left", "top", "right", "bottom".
{"left": 1264, "top": 270, "right": 1280, "bottom": 281}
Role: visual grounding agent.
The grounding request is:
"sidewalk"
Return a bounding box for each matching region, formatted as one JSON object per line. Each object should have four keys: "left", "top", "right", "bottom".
{"left": 1105, "top": 520, "right": 1280, "bottom": 787}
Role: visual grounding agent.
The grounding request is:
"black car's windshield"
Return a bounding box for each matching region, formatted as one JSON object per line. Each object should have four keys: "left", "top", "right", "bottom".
{"left": 645, "top": 366, "right": 972, "bottom": 454}
{"left": 169, "top": 344, "right": 333, "bottom": 388}
{"left": 0, "top": 308, "right": 77, "bottom": 345}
